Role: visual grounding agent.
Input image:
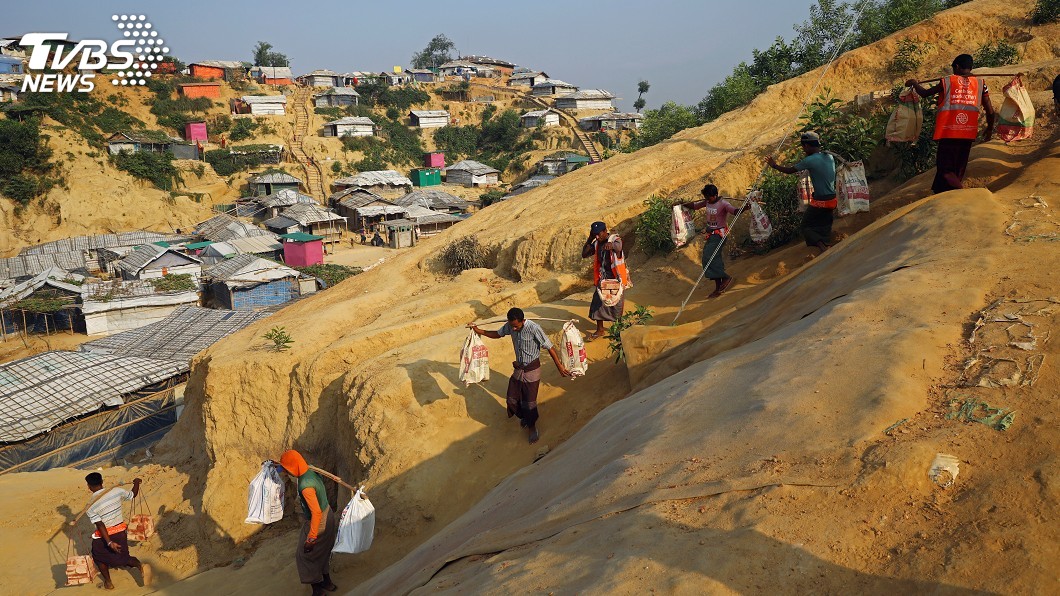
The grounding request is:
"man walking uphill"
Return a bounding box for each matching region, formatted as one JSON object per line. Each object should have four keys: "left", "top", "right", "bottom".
{"left": 470, "top": 308, "right": 571, "bottom": 444}
{"left": 906, "top": 53, "right": 995, "bottom": 194}
{"left": 680, "top": 184, "right": 738, "bottom": 298}
{"left": 84, "top": 472, "right": 152, "bottom": 590}
{"left": 766, "top": 131, "right": 837, "bottom": 254}
{"left": 278, "top": 450, "right": 339, "bottom": 596}
{"left": 581, "top": 221, "right": 633, "bottom": 340}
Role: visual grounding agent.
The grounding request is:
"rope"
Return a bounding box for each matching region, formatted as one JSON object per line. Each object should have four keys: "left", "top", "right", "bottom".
{"left": 670, "top": 0, "right": 870, "bottom": 326}
{"left": 469, "top": 316, "right": 573, "bottom": 327}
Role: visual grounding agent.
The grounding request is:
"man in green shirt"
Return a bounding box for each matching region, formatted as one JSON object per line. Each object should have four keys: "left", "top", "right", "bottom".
{"left": 766, "top": 131, "right": 837, "bottom": 254}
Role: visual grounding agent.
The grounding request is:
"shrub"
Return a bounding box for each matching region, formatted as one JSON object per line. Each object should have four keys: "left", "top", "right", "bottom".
{"left": 96, "top": 106, "right": 143, "bottom": 134}
{"left": 1031, "top": 0, "right": 1060, "bottom": 23}
{"left": 147, "top": 273, "right": 196, "bottom": 292}
{"left": 378, "top": 120, "right": 424, "bottom": 166}
{"left": 440, "top": 236, "right": 488, "bottom": 274}
{"left": 229, "top": 118, "right": 258, "bottom": 141}
{"left": 207, "top": 114, "right": 232, "bottom": 134}
{"left": 204, "top": 144, "right": 279, "bottom": 176}
{"left": 263, "top": 326, "right": 294, "bottom": 352}
{"left": 479, "top": 189, "right": 504, "bottom": 206}
{"left": 799, "top": 93, "right": 882, "bottom": 162}
{"left": 315, "top": 107, "right": 344, "bottom": 121}
{"left": 112, "top": 150, "right": 184, "bottom": 190}
{"left": 385, "top": 106, "right": 400, "bottom": 120}
{"left": 434, "top": 124, "right": 480, "bottom": 160}
{"left": 295, "top": 264, "right": 361, "bottom": 287}
{"left": 751, "top": 169, "right": 802, "bottom": 250}
{"left": 630, "top": 102, "right": 699, "bottom": 150}
{"left": 331, "top": 161, "right": 342, "bottom": 174}
{"left": 887, "top": 38, "right": 930, "bottom": 77}
{"left": 606, "top": 305, "right": 654, "bottom": 363}
{"left": 635, "top": 195, "right": 677, "bottom": 256}
{"left": 974, "top": 40, "right": 1019, "bottom": 68}
{"left": 0, "top": 118, "right": 56, "bottom": 206}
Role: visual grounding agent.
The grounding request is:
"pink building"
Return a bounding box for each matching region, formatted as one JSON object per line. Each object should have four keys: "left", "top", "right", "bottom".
{"left": 185, "top": 122, "right": 208, "bottom": 143}
{"left": 280, "top": 233, "right": 324, "bottom": 267}
{"left": 424, "top": 151, "right": 445, "bottom": 168}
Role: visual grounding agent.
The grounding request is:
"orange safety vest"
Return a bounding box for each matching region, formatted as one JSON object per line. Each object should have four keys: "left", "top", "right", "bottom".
{"left": 593, "top": 234, "right": 632, "bottom": 288}
{"left": 934, "top": 75, "right": 984, "bottom": 140}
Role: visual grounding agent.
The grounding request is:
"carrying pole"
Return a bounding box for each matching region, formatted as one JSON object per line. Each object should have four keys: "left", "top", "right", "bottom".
{"left": 309, "top": 465, "right": 366, "bottom": 494}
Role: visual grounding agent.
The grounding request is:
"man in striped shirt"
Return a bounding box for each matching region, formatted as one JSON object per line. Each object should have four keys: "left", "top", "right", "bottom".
{"left": 85, "top": 472, "right": 152, "bottom": 589}
{"left": 471, "top": 307, "right": 571, "bottom": 444}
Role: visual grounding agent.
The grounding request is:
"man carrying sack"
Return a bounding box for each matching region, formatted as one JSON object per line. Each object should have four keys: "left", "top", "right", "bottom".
{"left": 766, "top": 131, "right": 837, "bottom": 255}
{"left": 84, "top": 472, "right": 152, "bottom": 590}
{"left": 278, "top": 450, "right": 340, "bottom": 596}
{"left": 469, "top": 308, "right": 571, "bottom": 445}
{"left": 581, "top": 221, "right": 632, "bottom": 340}
{"left": 905, "top": 53, "right": 996, "bottom": 194}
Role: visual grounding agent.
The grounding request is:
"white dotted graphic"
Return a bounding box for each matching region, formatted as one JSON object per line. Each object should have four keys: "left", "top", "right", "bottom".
{"left": 111, "top": 14, "right": 164, "bottom": 85}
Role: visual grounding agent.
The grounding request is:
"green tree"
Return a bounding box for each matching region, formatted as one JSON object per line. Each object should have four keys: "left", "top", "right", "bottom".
{"left": 1031, "top": 0, "right": 1060, "bottom": 23}
{"left": 411, "top": 34, "right": 455, "bottom": 69}
{"left": 634, "top": 80, "right": 650, "bottom": 112}
{"left": 695, "top": 65, "right": 759, "bottom": 122}
{"left": 0, "top": 118, "right": 56, "bottom": 206}
{"left": 252, "top": 41, "right": 288, "bottom": 67}
{"left": 974, "top": 40, "right": 1019, "bottom": 68}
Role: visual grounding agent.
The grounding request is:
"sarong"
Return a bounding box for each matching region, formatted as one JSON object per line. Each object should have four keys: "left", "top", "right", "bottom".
{"left": 296, "top": 508, "right": 338, "bottom": 584}
{"left": 801, "top": 204, "right": 835, "bottom": 247}
{"left": 932, "top": 138, "right": 973, "bottom": 194}
{"left": 589, "top": 291, "right": 624, "bottom": 322}
{"left": 507, "top": 359, "right": 541, "bottom": 427}
{"left": 701, "top": 232, "right": 728, "bottom": 279}
{"left": 91, "top": 530, "right": 136, "bottom": 568}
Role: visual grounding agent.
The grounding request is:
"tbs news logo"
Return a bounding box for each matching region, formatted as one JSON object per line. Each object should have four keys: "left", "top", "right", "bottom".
{"left": 21, "top": 14, "right": 169, "bottom": 93}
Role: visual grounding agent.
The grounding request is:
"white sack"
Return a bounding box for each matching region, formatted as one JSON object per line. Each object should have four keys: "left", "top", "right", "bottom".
{"left": 332, "top": 488, "right": 376, "bottom": 554}
{"left": 459, "top": 329, "right": 490, "bottom": 386}
{"left": 245, "top": 461, "right": 285, "bottom": 524}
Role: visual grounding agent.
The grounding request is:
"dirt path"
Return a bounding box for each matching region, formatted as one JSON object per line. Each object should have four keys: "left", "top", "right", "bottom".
{"left": 289, "top": 86, "right": 327, "bottom": 200}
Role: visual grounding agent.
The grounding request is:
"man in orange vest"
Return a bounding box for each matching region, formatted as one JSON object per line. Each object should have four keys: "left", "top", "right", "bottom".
{"left": 906, "top": 54, "right": 995, "bottom": 194}
{"left": 581, "top": 221, "right": 632, "bottom": 340}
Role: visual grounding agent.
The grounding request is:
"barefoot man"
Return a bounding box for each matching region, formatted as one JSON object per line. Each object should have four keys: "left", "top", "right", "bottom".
{"left": 766, "top": 131, "right": 837, "bottom": 255}
{"left": 84, "top": 473, "right": 152, "bottom": 590}
{"left": 469, "top": 308, "right": 572, "bottom": 444}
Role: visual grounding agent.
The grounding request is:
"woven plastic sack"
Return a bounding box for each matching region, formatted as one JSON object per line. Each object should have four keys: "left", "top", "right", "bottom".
{"left": 245, "top": 461, "right": 285, "bottom": 524}
{"left": 836, "top": 161, "right": 870, "bottom": 216}
{"left": 332, "top": 488, "right": 375, "bottom": 554}
{"left": 796, "top": 170, "right": 814, "bottom": 213}
{"left": 747, "top": 193, "right": 772, "bottom": 243}
{"left": 458, "top": 330, "right": 490, "bottom": 386}
{"left": 671, "top": 205, "right": 696, "bottom": 248}
{"left": 885, "top": 87, "right": 923, "bottom": 142}
{"left": 560, "top": 321, "right": 588, "bottom": 378}
{"left": 996, "top": 76, "right": 1034, "bottom": 143}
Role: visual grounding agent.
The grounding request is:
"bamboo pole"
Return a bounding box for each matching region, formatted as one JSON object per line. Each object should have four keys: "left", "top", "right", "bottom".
{"left": 308, "top": 465, "right": 366, "bottom": 494}
{"left": 1, "top": 309, "right": 6, "bottom": 342}
{"left": 917, "top": 72, "right": 1023, "bottom": 84}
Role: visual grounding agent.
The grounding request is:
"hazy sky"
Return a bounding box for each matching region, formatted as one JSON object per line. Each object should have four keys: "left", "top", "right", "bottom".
{"left": 7, "top": 0, "right": 818, "bottom": 111}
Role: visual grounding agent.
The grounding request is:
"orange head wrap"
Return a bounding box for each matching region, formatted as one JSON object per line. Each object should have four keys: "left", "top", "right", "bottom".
{"left": 279, "top": 449, "right": 308, "bottom": 476}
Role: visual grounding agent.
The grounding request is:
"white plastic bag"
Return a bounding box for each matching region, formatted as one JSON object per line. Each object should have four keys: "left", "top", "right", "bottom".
{"left": 458, "top": 330, "right": 490, "bottom": 386}
{"left": 747, "top": 192, "right": 772, "bottom": 243}
{"left": 671, "top": 205, "right": 696, "bottom": 248}
{"left": 885, "top": 87, "right": 923, "bottom": 142}
{"left": 836, "top": 160, "right": 870, "bottom": 216}
{"left": 332, "top": 488, "right": 375, "bottom": 554}
{"left": 245, "top": 461, "right": 285, "bottom": 524}
{"left": 560, "top": 321, "right": 588, "bottom": 378}
{"left": 996, "top": 76, "right": 1034, "bottom": 143}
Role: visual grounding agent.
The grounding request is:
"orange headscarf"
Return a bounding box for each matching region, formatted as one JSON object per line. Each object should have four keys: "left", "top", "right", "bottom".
{"left": 279, "top": 449, "right": 308, "bottom": 477}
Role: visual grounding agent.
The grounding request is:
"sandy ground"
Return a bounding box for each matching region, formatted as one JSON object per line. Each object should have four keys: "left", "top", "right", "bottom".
{"left": 0, "top": 330, "right": 92, "bottom": 363}
{"left": 2, "top": 1, "right": 1059, "bottom": 595}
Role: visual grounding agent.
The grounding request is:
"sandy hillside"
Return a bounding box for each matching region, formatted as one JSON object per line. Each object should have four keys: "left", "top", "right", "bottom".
{"left": 2, "top": 0, "right": 1059, "bottom": 594}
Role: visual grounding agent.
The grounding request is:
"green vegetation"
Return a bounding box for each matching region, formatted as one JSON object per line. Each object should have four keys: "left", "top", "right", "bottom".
{"left": 798, "top": 93, "right": 883, "bottom": 162}
{"left": 627, "top": 102, "right": 699, "bottom": 150}
{"left": 479, "top": 189, "right": 505, "bottom": 206}
{"left": 204, "top": 144, "right": 282, "bottom": 176}
{"left": 974, "top": 40, "right": 1019, "bottom": 68}
{"left": 377, "top": 119, "right": 425, "bottom": 166}
{"left": 1030, "top": 0, "right": 1059, "bottom": 23}
{"left": 0, "top": 118, "right": 57, "bottom": 206}
{"left": 96, "top": 106, "right": 143, "bottom": 134}
{"left": 315, "top": 107, "right": 345, "bottom": 121}
{"left": 635, "top": 195, "right": 678, "bottom": 256}
{"left": 207, "top": 114, "right": 232, "bottom": 134}
{"left": 411, "top": 34, "right": 455, "bottom": 69}
{"left": 253, "top": 41, "right": 289, "bottom": 67}
{"left": 750, "top": 169, "right": 803, "bottom": 250}
{"left": 147, "top": 273, "right": 196, "bottom": 292}
{"left": 10, "top": 292, "right": 74, "bottom": 313}
{"left": 440, "top": 236, "right": 489, "bottom": 274}
{"left": 145, "top": 78, "right": 215, "bottom": 132}
{"left": 228, "top": 118, "right": 258, "bottom": 141}
{"left": 4, "top": 91, "right": 111, "bottom": 144}
{"left": 113, "top": 149, "right": 185, "bottom": 190}
{"left": 295, "top": 264, "right": 362, "bottom": 287}
{"left": 886, "top": 38, "right": 931, "bottom": 77}
{"left": 634, "top": 80, "right": 650, "bottom": 112}
{"left": 263, "top": 326, "right": 295, "bottom": 352}
{"left": 356, "top": 82, "right": 431, "bottom": 110}
{"left": 606, "top": 305, "right": 654, "bottom": 363}
{"left": 434, "top": 109, "right": 538, "bottom": 172}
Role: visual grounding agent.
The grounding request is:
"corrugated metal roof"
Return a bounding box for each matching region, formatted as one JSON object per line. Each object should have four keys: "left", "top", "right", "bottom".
{"left": 257, "top": 189, "right": 318, "bottom": 208}
{"left": 325, "top": 116, "right": 375, "bottom": 126}
{"left": 249, "top": 172, "right": 301, "bottom": 184}
{"left": 204, "top": 254, "right": 299, "bottom": 284}
{"left": 305, "top": 69, "right": 339, "bottom": 76}
{"left": 333, "top": 170, "right": 413, "bottom": 188}
{"left": 117, "top": 245, "right": 200, "bottom": 275}
{"left": 556, "top": 89, "right": 614, "bottom": 100}
{"left": 81, "top": 279, "right": 191, "bottom": 301}
{"left": 108, "top": 130, "right": 177, "bottom": 145}
{"left": 240, "top": 94, "right": 288, "bottom": 104}
{"left": 0, "top": 351, "right": 187, "bottom": 442}
{"left": 0, "top": 252, "right": 87, "bottom": 280}
{"left": 279, "top": 204, "right": 345, "bottom": 226}
{"left": 264, "top": 215, "right": 299, "bottom": 230}
{"left": 191, "top": 60, "right": 245, "bottom": 69}
{"left": 443, "top": 160, "right": 499, "bottom": 175}
{"left": 0, "top": 268, "right": 82, "bottom": 307}
{"left": 333, "top": 188, "right": 390, "bottom": 209}
{"left": 522, "top": 109, "right": 557, "bottom": 118}
{"left": 356, "top": 205, "right": 408, "bottom": 217}
{"left": 409, "top": 110, "right": 450, "bottom": 118}
{"left": 393, "top": 189, "right": 471, "bottom": 210}
{"left": 579, "top": 112, "right": 644, "bottom": 122}
{"left": 227, "top": 235, "right": 283, "bottom": 254}
{"left": 532, "top": 79, "right": 576, "bottom": 89}
{"left": 255, "top": 66, "right": 292, "bottom": 79}
{"left": 80, "top": 305, "right": 269, "bottom": 362}
{"left": 315, "top": 86, "right": 360, "bottom": 97}
{"left": 194, "top": 214, "right": 276, "bottom": 243}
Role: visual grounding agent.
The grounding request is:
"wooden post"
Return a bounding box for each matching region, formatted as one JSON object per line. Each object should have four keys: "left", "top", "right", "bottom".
{"left": 44, "top": 313, "right": 50, "bottom": 336}
{"left": 0, "top": 309, "right": 6, "bottom": 342}
{"left": 22, "top": 310, "right": 27, "bottom": 335}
